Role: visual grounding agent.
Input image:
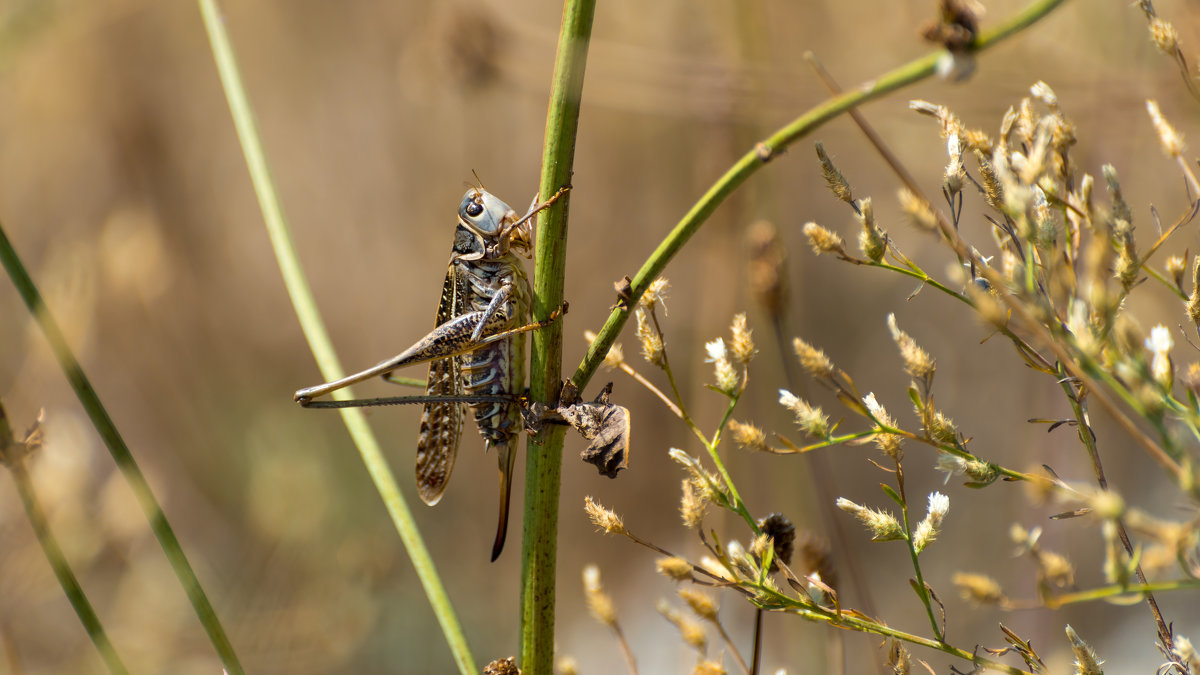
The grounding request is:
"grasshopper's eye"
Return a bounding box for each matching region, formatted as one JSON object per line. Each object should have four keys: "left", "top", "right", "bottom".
{"left": 465, "top": 202, "right": 484, "bottom": 217}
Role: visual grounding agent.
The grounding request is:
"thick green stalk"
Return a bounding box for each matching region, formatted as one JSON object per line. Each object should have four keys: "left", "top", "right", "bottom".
{"left": 195, "top": 1, "right": 475, "bottom": 672}
{"left": 0, "top": 220, "right": 244, "bottom": 674}
{"left": 521, "top": 0, "right": 596, "bottom": 672}
{"left": 570, "top": 0, "right": 1069, "bottom": 392}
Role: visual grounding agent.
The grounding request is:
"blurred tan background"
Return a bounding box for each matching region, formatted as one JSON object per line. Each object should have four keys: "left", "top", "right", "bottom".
{"left": 0, "top": 0, "right": 1197, "bottom": 673}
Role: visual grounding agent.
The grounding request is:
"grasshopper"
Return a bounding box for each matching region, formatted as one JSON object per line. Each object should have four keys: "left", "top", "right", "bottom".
{"left": 294, "top": 185, "right": 567, "bottom": 560}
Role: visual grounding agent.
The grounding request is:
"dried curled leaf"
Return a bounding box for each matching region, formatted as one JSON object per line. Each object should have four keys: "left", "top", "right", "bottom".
{"left": 561, "top": 383, "right": 631, "bottom": 478}
{"left": 522, "top": 382, "right": 632, "bottom": 478}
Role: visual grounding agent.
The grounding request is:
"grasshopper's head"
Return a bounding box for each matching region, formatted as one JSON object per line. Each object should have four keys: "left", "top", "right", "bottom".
{"left": 458, "top": 188, "right": 532, "bottom": 259}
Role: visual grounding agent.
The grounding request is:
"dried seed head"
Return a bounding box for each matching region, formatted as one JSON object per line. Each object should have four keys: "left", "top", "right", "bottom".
{"left": 680, "top": 478, "right": 709, "bottom": 529}
{"left": 856, "top": 197, "right": 887, "bottom": 262}
{"left": 926, "top": 410, "right": 959, "bottom": 446}
{"left": 584, "top": 496, "right": 626, "bottom": 535}
{"left": 727, "top": 419, "right": 770, "bottom": 453}
{"left": 640, "top": 277, "right": 670, "bottom": 311}
{"left": 1030, "top": 81, "right": 1059, "bottom": 110}
{"left": 887, "top": 638, "right": 912, "bottom": 675}
{"left": 1167, "top": 255, "right": 1187, "bottom": 290}
{"left": 656, "top": 556, "right": 694, "bottom": 581}
{"left": 1188, "top": 257, "right": 1200, "bottom": 327}
{"left": 802, "top": 222, "right": 847, "bottom": 257}
{"left": 793, "top": 337, "right": 835, "bottom": 379}
{"left": 936, "top": 453, "right": 999, "bottom": 485}
{"left": 897, "top": 188, "right": 938, "bottom": 232}
{"left": 635, "top": 308, "right": 665, "bottom": 368}
{"left": 557, "top": 656, "right": 579, "bottom": 675}
{"left": 583, "top": 564, "right": 617, "bottom": 626}
{"left": 694, "top": 660, "right": 726, "bottom": 675}
{"left": 887, "top": 314, "right": 935, "bottom": 381}
{"left": 658, "top": 600, "right": 708, "bottom": 653}
{"left": 746, "top": 220, "right": 788, "bottom": 318}
{"left": 963, "top": 128, "right": 993, "bottom": 154}
{"left": 1149, "top": 17, "right": 1180, "bottom": 55}
{"left": 909, "top": 99, "right": 963, "bottom": 138}
{"left": 778, "top": 389, "right": 830, "bottom": 438}
{"left": 1113, "top": 222, "right": 1139, "bottom": 291}
{"left": 1090, "top": 489, "right": 1126, "bottom": 521}
{"left": 1145, "top": 324, "right": 1174, "bottom": 388}
{"left": 815, "top": 142, "right": 854, "bottom": 205}
{"left": 758, "top": 512, "right": 796, "bottom": 567}
{"left": 945, "top": 133, "right": 965, "bottom": 195}
{"left": 1038, "top": 549, "right": 1075, "bottom": 588}
{"left": 1174, "top": 636, "right": 1200, "bottom": 670}
{"left": 679, "top": 588, "right": 719, "bottom": 622}
{"left": 912, "top": 492, "right": 950, "bottom": 553}
{"left": 951, "top": 572, "right": 1005, "bottom": 605}
{"left": 483, "top": 657, "right": 520, "bottom": 675}
{"left": 1065, "top": 625, "right": 1104, "bottom": 675}
{"left": 1147, "top": 100, "right": 1186, "bottom": 158}
{"left": 705, "top": 337, "right": 740, "bottom": 394}
{"left": 1103, "top": 164, "right": 1132, "bottom": 225}
{"left": 863, "top": 393, "right": 904, "bottom": 460}
{"left": 729, "top": 313, "right": 756, "bottom": 365}
{"left": 584, "top": 330, "right": 625, "bottom": 370}
{"left": 975, "top": 149, "right": 1004, "bottom": 211}
{"left": 836, "top": 497, "right": 905, "bottom": 542}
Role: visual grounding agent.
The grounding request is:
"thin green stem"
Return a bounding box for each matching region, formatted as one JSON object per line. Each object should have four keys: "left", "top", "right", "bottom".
{"left": 521, "top": 0, "right": 596, "bottom": 672}
{"left": 0, "top": 221, "right": 244, "bottom": 673}
{"left": 195, "top": 1, "right": 475, "bottom": 673}
{"left": 898, "top": 496, "right": 943, "bottom": 642}
{"left": 7, "top": 458, "right": 129, "bottom": 675}
{"left": 1043, "top": 578, "right": 1200, "bottom": 607}
{"left": 570, "top": 0, "right": 1068, "bottom": 393}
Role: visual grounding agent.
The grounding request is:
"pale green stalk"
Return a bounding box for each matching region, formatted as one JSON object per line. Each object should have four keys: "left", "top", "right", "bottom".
{"left": 196, "top": 1, "right": 475, "bottom": 672}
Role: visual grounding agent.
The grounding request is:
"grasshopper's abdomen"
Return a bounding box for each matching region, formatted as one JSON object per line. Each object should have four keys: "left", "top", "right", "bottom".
{"left": 456, "top": 254, "right": 529, "bottom": 441}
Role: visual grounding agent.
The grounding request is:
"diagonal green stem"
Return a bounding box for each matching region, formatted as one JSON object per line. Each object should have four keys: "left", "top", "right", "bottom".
{"left": 521, "top": 0, "right": 596, "bottom": 671}
{"left": 1, "top": 412, "right": 129, "bottom": 675}
{"left": 196, "top": 1, "right": 475, "bottom": 673}
{"left": 569, "top": 0, "right": 1069, "bottom": 393}
{"left": 0, "top": 220, "right": 244, "bottom": 673}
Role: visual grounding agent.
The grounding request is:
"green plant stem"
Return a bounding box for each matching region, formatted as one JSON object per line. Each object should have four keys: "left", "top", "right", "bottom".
{"left": 570, "top": 0, "right": 1068, "bottom": 393}
{"left": 0, "top": 220, "right": 244, "bottom": 673}
{"left": 195, "top": 1, "right": 476, "bottom": 673}
{"left": 1042, "top": 578, "right": 1200, "bottom": 607}
{"left": 522, "top": 0, "right": 595, "bottom": 672}
{"left": 898, "top": 497, "right": 943, "bottom": 642}
{"left": 7, "top": 459, "right": 129, "bottom": 675}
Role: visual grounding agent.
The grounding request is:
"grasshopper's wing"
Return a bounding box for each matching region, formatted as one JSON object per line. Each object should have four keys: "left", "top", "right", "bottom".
{"left": 415, "top": 264, "right": 467, "bottom": 506}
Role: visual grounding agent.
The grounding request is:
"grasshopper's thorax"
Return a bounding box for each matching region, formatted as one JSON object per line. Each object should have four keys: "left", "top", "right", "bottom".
{"left": 453, "top": 188, "right": 531, "bottom": 444}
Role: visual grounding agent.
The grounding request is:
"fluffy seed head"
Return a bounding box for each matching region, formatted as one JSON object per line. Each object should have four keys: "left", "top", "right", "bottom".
{"left": 815, "top": 142, "right": 854, "bottom": 204}
{"left": 584, "top": 496, "right": 626, "bottom": 535}
{"left": 779, "top": 389, "right": 830, "bottom": 438}
{"left": 802, "top": 222, "right": 847, "bottom": 257}
{"left": 836, "top": 497, "right": 904, "bottom": 541}
{"left": 888, "top": 314, "right": 935, "bottom": 380}
{"left": 583, "top": 564, "right": 617, "bottom": 626}
{"left": 656, "top": 556, "right": 694, "bottom": 581}
{"left": 729, "top": 313, "right": 756, "bottom": 364}
{"left": 1065, "top": 625, "right": 1104, "bottom": 675}
{"left": 635, "top": 308, "right": 665, "bottom": 368}
{"left": 1147, "top": 100, "right": 1185, "bottom": 158}
{"left": 793, "top": 337, "right": 835, "bottom": 379}
{"left": 952, "top": 572, "right": 1005, "bottom": 605}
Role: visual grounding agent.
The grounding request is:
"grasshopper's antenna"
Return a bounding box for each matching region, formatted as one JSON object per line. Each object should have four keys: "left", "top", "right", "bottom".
{"left": 470, "top": 169, "right": 486, "bottom": 192}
